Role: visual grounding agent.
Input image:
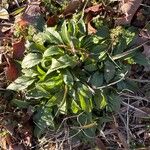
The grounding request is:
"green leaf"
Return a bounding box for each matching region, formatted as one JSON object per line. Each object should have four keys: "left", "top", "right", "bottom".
{"left": 33, "top": 32, "right": 51, "bottom": 46}
{"left": 43, "top": 46, "right": 64, "bottom": 57}
{"left": 7, "top": 76, "right": 35, "bottom": 91}
{"left": 46, "top": 28, "right": 63, "bottom": 44}
{"left": 22, "top": 68, "right": 39, "bottom": 77}
{"left": 26, "top": 86, "right": 50, "bottom": 99}
{"left": 78, "top": 113, "right": 96, "bottom": 138}
{"left": 94, "top": 92, "right": 107, "bottom": 109}
{"left": 59, "top": 100, "right": 67, "bottom": 114}
{"left": 96, "top": 26, "right": 109, "bottom": 39}
{"left": 99, "top": 51, "right": 107, "bottom": 61}
{"left": 33, "top": 106, "right": 55, "bottom": 138}
{"left": 63, "top": 70, "right": 74, "bottom": 86}
{"left": 71, "top": 99, "right": 80, "bottom": 113}
{"left": 107, "top": 93, "right": 121, "bottom": 112}
{"left": 46, "top": 90, "right": 64, "bottom": 106}
{"left": 22, "top": 53, "right": 42, "bottom": 69}
{"left": 100, "top": 93, "right": 107, "bottom": 109}
{"left": 37, "top": 65, "right": 46, "bottom": 75}
{"left": 47, "top": 55, "right": 76, "bottom": 74}
{"left": 78, "top": 20, "right": 86, "bottom": 35}
{"left": 89, "top": 71, "right": 103, "bottom": 88}
{"left": 38, "top": 75, "right": 63, "bottom": 92}
{"left": 11, "top": 99, "right": 30, "bottom": 108}
{"left": 68, "top": 19, "right": 77, "bottom": 36}
{"left": 133, "top": 52, "right": 150, "bottom": 66}
{"left": 84, "top": 63, "right": 97, "bottom": 72}
{"left": 104, "top": 61, "right": 115, "bottom": 83}
{"left": 113, "top": 37, "right": 127, "bottom": 55}
{"left": 60, "top": 20, "right": 71, "bottom": 45}
{"left": 77, "top": 84, "right": 93, "bottom": 112}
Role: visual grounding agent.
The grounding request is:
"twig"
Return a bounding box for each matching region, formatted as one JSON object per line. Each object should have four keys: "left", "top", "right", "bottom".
{"left": 118, "top": 113, "right": 133, "bottom": 138}
{"left": 126, "top": 98, "right": 130, "bottom": 145}
{"left": 120, "top": 93, "right": 150, "bottom": 102}
{"left": 126, "top": 77, "right": 150, "bottom": 83}
{"left": 122, "top": 101, "right": 149, "bottom": 115}
{"left": 140, "top": 4, "right": 150, "bottom": 8}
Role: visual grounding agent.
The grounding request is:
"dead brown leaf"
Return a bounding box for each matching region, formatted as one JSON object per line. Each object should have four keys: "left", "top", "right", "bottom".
{"left": 62, "top": 0, "right": 83, "bottom": 16}
{"left": 87, "top": 22, "right": 97, "bottom": 34}
{"left": 13, "top": 38, "right": 25, "bottom": 60}
{"left": 15, "top": 1, "right": 41, "bottom": 27}
{"left": 47, "top": 15, "right": 58, "bottom": 27}
{"left": 0, "top": 135, "right": 7, "bottom": 150}
{"left": 116, "top": 0, "right": 143, "bottom": 25}
{"left": 84, "top": 4, "right": 103, "bottom": 34}
{"left": 4, "top": 57, "right": 20, "bottom": 81}
{"left": 95, "top": 137, "right": 107, "bottom": 150}
{"left": 84, "top": 4, "right": 103, "bottom": 14}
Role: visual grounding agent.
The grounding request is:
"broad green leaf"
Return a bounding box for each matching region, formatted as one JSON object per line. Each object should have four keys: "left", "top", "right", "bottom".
{"left": 63, "top": 70, "right": 74, "bottom": 86}
{"left": 107, "top": 94, "right": 121, "bottom": 112}
{"left": 78, "top": 20, "right": 86, "bottom": 35}
{"left": 78, "top": 113, "right": 96, "bottom": 138}
{"left": 43, "top": 46, "right": 63, "bottom": 57}
{"left": 133, "top": 52, "right": 150, "bottom": 66}
{"left": 96, "top": 26, "right": 109, "bottom": 39}
{"left": 84, "top": 63, "right": 97, "bottom": 72}
{"left": 100, "top": 93, "right": 107, "bottom": 109}
{"left": 46, "top": 28, "right": 63, "bottom": 44}
{"left": 33, "top": 32, "right": 51, "bottom": 46}
{"left": 22, "top": 53, "right": 42, "bottom": 69}
{"left": 22, "top": 68, "right": 39, "bottom": 77}
{"left": 78, "top": 93, "right": 88, "bottom": 112}
{"left": 26, "top": 86, "right": 50, "bottom": 99}
{"left": 39, "top": 75, "right": 63, "bottom": 92}
{"left": 28, "top": 42, "right": 46, "bottom": 53}
{"left": 60, "top": 20, "right": 71, "bottom": 45}
{"left": 33, "top": 106, "right": 55, "bottom": 138}
{"left": 94, "top": 92, "right": 107, "bottom": 109}
{"left": 77, "top": 84, "right": 93, "bottom": 112}
{"left": 47, "top": 55, "right": 76, "bottom": 74}
{"left": 71, "top": 99, "right": 80, "bottom": 113}
{"left": 104, "top": 61, "right": 116, "bottom": 83}
{"left": 59, "top": 100, "right": 67, "bottom": 114}
{"left": 37, "top": 65, "right": 46, "bottom": 75}
{"left": 89, "top": 71, "right": 103, "bottom": 88}
{"left": 113, "top": 37, "right": 127, "bottom": 55}
{"left": 11, "top": 99, "right": 30, "bottom": 108}
{"left": 99, "top": 51, "right": 107, "bottom": 61}
{"left": 46, "top": 90, "right": 64, "bottom": 106}
{"left": 124, "top": 27, "right": 136, "bottom": 45}
{"left": 68, "top": 19, "right": 77, "bottom": 36}
{"left": 80, "top": 35, "right": 93, "bottom": 48}
{"left": 7, "top": 76, "right": 35, "bottom": 91}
